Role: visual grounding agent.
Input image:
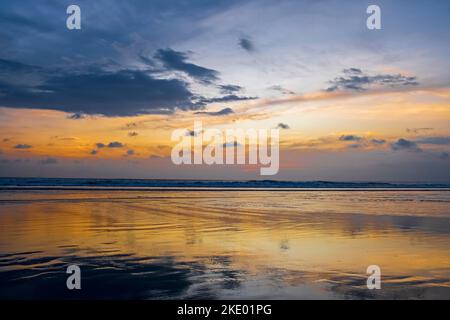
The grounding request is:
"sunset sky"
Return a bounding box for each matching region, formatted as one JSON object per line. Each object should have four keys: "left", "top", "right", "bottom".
{"left": 0, "top": 0, "right": 449, "bottom": 181}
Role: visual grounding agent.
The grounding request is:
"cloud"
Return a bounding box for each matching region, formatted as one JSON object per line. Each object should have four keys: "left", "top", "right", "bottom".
{"left": 371, "top": 139, "right": 386, "bottom": 145}
{"left": 218, "top": 85, "right": 242, "bottom": 94}
{"left": 196, "top": 94, "right": 257, "bottom": 105}
{"left": 406, "top": 127, "right": 433, "bottom": 134}
{"left": 194, "top": 107, "right": 234, "bottom": 116}
{"left": 107, "top": 141, "right": 124, "bottom": 148}
{"left": 154, "top": 48, "right": 219, "bottom": 84}
{"left": 67, "top": 113, "right": 86, "bottom": 120}
{"left": 269, "top": 85, "right": 295, "bottom": 95}
{"left": 55, "top": 136, "right": 77, "bottom": 141}
{"left": 276, "top": 123, "right": 290, "bottom": 129}
{"left": 326, "top": 68, "right": 419, "bottom": 92}
{"left": 339, "top": 135, "right": 362, "bottom": 142}
{"left": 0, "top": 56, "right": 257, "bottom": 116}
{"left": 391, "top": 138, "right": 422, "bottom": 152}
{"left": 238, "top": 37, "right": 255, "bottom": 53}
{"left": 338, "top": 136, "right": 386, "bottom": 148}
{"left": 128, "top": 131, "right": 138, "bottom": 137}
{"left": 39, "top": 157, "right": 58, "bottom": 165}
{"left": 415, "top": 136, "right": 450, "bottom": 145}
{"left": 343, "top": 68, "right": 363, "bottom": 75}
{"left": 126, "top": 149, "right": 134, "bottom": 156}
{"left": 14, "top": 144, "right": 32, "bottom": 149}
{"left": 0, "top": 58, "right": 201, "bottom": 116}
{"left": 90, "top": 149, "right": 98, "bottom": 155}
{"left": 96, "top": 143, "right": 106, "bottom": 149}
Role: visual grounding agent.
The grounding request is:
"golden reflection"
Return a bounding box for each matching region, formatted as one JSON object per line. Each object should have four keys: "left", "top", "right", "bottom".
{"left": 1, "top": 190, "right": 449, "bottom": 291}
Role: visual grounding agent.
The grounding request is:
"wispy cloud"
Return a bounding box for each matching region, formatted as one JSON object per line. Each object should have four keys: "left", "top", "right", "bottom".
{"left": 415, "top": 136, "right": 450, "bottom": 145}
{"left": 194, "top": 107, "right": 234, "bottom": 116}
{"left": 406, "top": 127, "right": 434, "bottom": 134}
{"left": 326, "top": 68, "right": 419, "bottom": 92}
{"left": 269, "top": 85, "right": 295, "bottom": 95}
{"left": 196, "top": 94, "right": 257, "bottom": 105}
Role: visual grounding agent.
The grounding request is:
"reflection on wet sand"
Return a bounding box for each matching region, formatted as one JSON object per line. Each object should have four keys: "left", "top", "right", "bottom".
{"left": 0, "top": 190, "right": 449, "bottom": 299}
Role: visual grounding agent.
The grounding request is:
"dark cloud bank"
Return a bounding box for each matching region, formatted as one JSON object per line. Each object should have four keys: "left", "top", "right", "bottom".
{"left": 0, "top": 48, "right": 256, "bottom": 117}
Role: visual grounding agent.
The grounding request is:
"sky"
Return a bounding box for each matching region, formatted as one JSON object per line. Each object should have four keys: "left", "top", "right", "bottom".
{"left": 0, "top": 0, "right": 449, "bottom": 181}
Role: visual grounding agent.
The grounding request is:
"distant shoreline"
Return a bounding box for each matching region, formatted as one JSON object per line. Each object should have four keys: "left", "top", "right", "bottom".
{"left": 1, "top": 177, "right": 450, "bottom": 189}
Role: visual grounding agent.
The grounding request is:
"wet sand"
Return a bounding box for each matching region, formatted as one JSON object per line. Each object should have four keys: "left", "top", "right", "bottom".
{"left": 0, "top": 189, "right": 449, "bottom": 299}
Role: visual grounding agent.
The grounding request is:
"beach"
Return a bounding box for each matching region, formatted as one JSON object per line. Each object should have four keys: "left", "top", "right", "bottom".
{"left": 0, "top": 185, "right": 449, "bottom": 299}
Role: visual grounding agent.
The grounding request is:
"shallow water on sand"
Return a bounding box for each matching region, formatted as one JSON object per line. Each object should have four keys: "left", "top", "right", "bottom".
{"left": 0, "top": 189, "right": 449, "bottom": 299}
